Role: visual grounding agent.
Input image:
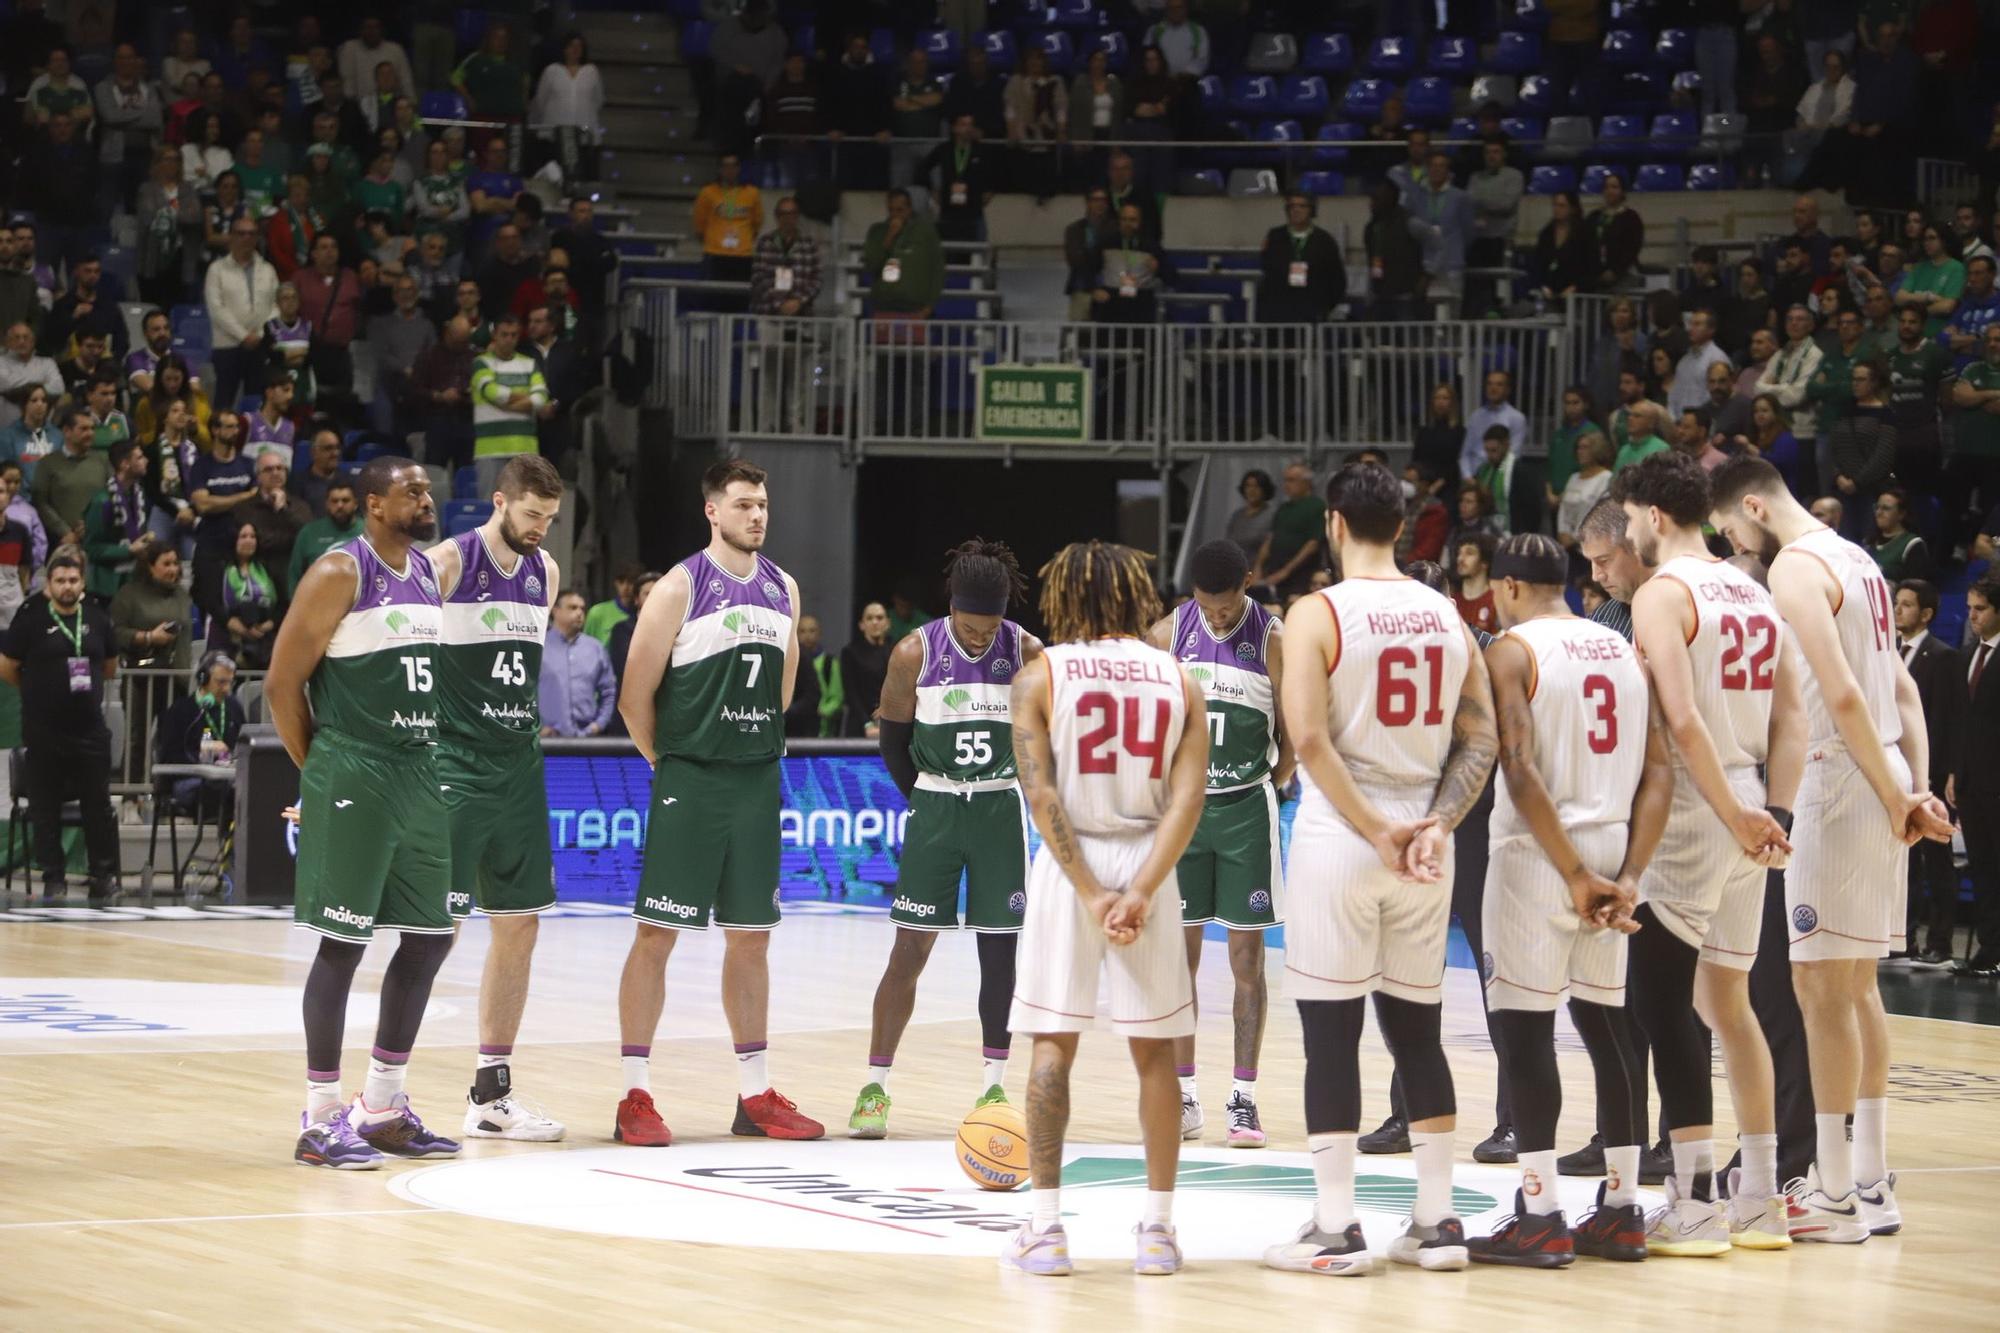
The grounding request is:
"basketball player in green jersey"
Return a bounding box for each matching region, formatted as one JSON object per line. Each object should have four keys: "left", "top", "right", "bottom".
{"left": 611, "top": 458, "right": 824, "bottom": 1145}
{"left": 849, "top": 539, "right": 1043, "bottom": 1139}
{"left": 1146, "top": 539, "right": 1292, "bottom": 1149}
{"left": 270, "top": 456, "right": 460, "bottom": 1169}
{"left": 426, "top": 454, "right": 566, "bottom": 1142}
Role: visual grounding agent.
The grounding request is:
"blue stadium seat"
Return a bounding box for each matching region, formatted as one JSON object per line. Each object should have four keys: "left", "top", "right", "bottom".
{"left": 1655, "top": 28, "right": 1693, "bottom": 68}
{"left": 1404, "top": 76, "right": 1453, "bottom": 125}
{"left": 453, "top": 466, "right": 480, "bottom": 499}
{"left": 1228, "top": 75, "right": 1277, "bottom": 115}
{"left": 1300, "top": 32, "right": 1354, "bottom": 76}
{"left": 1295, "top": 170, "right": 1343, "bottom": 197}
{"left": 981, "top": 30, "right": 1018, "bottom": 73}
{"left": 1341, "top": 78, "right": 1392, "bottom": 121}
{"left": 1650, "top": 111, "right": 1698, "bottom": 154}
{"left": 1277, "top": 75, "right": 1330, "bottom": 118}
{"left": 1033, "top": 30, "right": 1075, "bottom": 74}
{"left": 1597, "top": 112, "right": 1649, "bottom": 156}
{"left": 1580, "top": 163, "right": 1614, "bottom": 195}
{"left": 869, "top": 28, "right": 897, "bottom": 67}
{"left": 1367, "top": 36, "right": 1415, "bottom": 78}
{"left": 1311, "top": 121, "right": 1358, "bottom": 166}
{"left": 1493, "top": 31, "right": 1541, "bottom": 74}
{"left": 354, "top": 441, "right": 393, "bottom": 467}
{"left": 419, "top": 91, "right": 468, "bottom": 123}
{"left": 1632, "top": 163, "right": 1683, "bottom": 192}
{"left": 1255, "top": 119, "right": 1303, "bottom": 143}
{"left": 1047, "top": 0, "right": 1099, "bottom": 28}
{"left": 1448, "top": 116, "right": 1480, "bottom": 140}
{"left": 1080, "top": 30, "right": 1129, "bottom": 71}
{"left": 1600, "top": 29, "right": 1648, "bottom": 68}
{"left": 1528, "top": 164, "right": 1577, "bottom": 195}
{"left": 1428, "top": 34, "right": 1476, "bottom": 79}
{"left": 1508, "top": 0, "right": 1549, "bottom": 28}
{"left": 916, "top": 28, "right": 962, "bottom": 70}
{"left": 1608, "top": 70, "right": 1666, "bottom": 110}
{"left": 1196, "top": 76, "right": 1226, "bottom": 115}
{"left": 169, "top": 303, "right": 208, "bottom": 338}
{"left": 1500, "top": 116, "right": 1543, "bottom": 143}
{"left": 678, "top": 21, "right": 712, "bottom": 62}
{"left": 1517, "top": 74, "right": 1559, "bottom": 113}
{"left": 1685, "top": 162, "right": 1728, "bottom": 191}
{"left": 445, "top": 500, "right": 493, "bottom": 537}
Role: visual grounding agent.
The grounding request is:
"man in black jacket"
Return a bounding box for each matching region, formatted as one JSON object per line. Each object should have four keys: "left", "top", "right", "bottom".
{"left": 1062, "top": 189, "right": 1111, "bottom": 322}
{"left": 1258, "top": 193, "right": 1346, "bottom": 324}
{"left": 1363, "top": 182, "right": 1423, "bottom": 320}
{"left": 1897, "top": 578, "right": 1962, "bottom": 964}
{"left": 1954, "top": 574, "right": 2000, "bottom": 974}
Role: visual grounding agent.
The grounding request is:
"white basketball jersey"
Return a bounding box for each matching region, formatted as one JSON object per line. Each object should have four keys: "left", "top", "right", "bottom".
{"left": 1651, "top": 554, "right": 1780, "bottom": 770}
{"left": 1778, "top": 527, "right": 1902, "bottom": 752}
{"left": 1312, "top": 576, "right": 1471, "bottom": 798}
{"left": 1490, "top": 616, "right": 1650, "bottom": 843}
{"left": 1043, "top": 637, "right": 1190, "bottom": 837}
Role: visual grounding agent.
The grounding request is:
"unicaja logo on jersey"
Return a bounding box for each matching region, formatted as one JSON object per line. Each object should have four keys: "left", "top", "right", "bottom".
{"left": 481, "top": 606, "right": 507, "bottom": 631}
{"left": 321, "top": 904, "right": 374, "bottom": 930}
{"left": 943, "top": 688, "right": 972, "bottom": 711}
{"left": 644, "top": 897, "right": 700, "bottom": 919}
{"left": 893, "top": 895, "right": 937, "bottom": 918}
{"left": 386, "top": 610, "right": 410, "bottom": 632}
{"left": 1186, "top": 666, "right": 1212, "bottom": 682}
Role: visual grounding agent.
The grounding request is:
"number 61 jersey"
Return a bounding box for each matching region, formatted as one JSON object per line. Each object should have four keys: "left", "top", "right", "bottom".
{"left": 438, "top": 527, "right": 551, "bottom": 747}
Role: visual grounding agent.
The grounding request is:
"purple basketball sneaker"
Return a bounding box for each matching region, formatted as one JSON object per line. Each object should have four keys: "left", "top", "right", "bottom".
{"left": 352, "top": 1094, "right": 463, "bottom": 1158}
{"left": 295, "top": 1106, "right": 385, "bottom": 1170}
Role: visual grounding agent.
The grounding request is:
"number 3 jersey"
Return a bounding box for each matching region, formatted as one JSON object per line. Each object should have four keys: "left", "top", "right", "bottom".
{"left": 1650, "top": 554, "right": 1781, "bottom": 770}
{"left": 656, "top": 549, "right": 793, "bottom": 764}
{"left": 1044, "top": 637, "right": 1189, "bottom": 836}
{"left": 1310, "top": 576, "right": 1470, "bottom": 808}
{"left": 1488, "top": 616, "right": 1648, "bottom": 846}
{"left": 910, "top": 617, "right": 1026, "bottom": 788}
{"left": 437, "top": 528, "right": 551, "bottom": 748}
{"left": 311, "top": 537, "right": 443, "bottom": 749}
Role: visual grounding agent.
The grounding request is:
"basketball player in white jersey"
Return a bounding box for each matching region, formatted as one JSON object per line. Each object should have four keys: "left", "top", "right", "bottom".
{"left": 1266, "top": 462, "right": 1498, "bottom": 1278}
{"left": 1470, "top": 534, "right": 1673, "bottom": 1267}
{"left": 1002, "top": 541, "right": 1209, "bottom": 1279}
{"left": 1709, "top": 457, "right": 1953, "bottom": 1242}
{"left": 1617, "top": 453, "right": 1805, "bottom": 1255}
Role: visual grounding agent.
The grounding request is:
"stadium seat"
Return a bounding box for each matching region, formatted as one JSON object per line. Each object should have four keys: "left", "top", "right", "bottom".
{"left": 1341, "top": 78, "right": 1392, "bottom": 120}
{"left": 1244, "top": 33, "right": 1299, "bottom": 74}
{"left": 1650, "top": 111, "right": 1698, "bottom": 154}
{"left": 1047, "top": 0, "right": 1099, "bottom": 27}
{"left": 1608, "top": 70, "right": 1666, "bottom": 110}
{"left": 1580, "top": 163, "right": 1615, "bottom": 195}
{"left": 453, "top": 465, "right": 480, "bottom": 499}
{"left": 1367, "top": 36, "right": 1415, "bottom": 78}
{"left": 1493, "top": 31, "right": 1541, "bottom": 74}
{"left": 445, "top": 500, "right": 493, "bottom": 537}
{"left": 419, "top": 91, "right": 469, "bottom": 123}
{"left": 1470, "top": 73, "right": 1517, "bottom": 108}
{"left": 1633, "top": 163, "right": 1683, "bottom": 192}
{"left": 1227, "top": 75, "right": 1277, "bottom": 115}
{"left": 1448, "top": 116, "right": 1481, "bottom": 140}
{"left": 1196, "top": 75, "right": 1225, "bottom": 115}
{"left": 1255, "top": 119, "right": 1303, "bottom": 143}
{"left": 1699, "top": 111, "right": 1746, "bottom": 155}
{"left": 868, "top": 28, "right": 896, "bottom": 67}
{"left": 1542, "top": 115, "right": 1595, "bottom": 160}
{"left": 1597, "top": 112, "right": 1649, "bottom": 155}
{"left": 1509, "top": 0, "right": 1550, "bottom": 29}
{"left": 354, "top": 441, "right": 392, "bottom": 467}
{"left": 1685, "top": 162, "right": 1728, "bottom": 191}
{"left": 980, "top": 30, "right": 1019, "bottom": 73}
{"left": 1655, "top": 28, "right": 1693, "bottom": 68}
{"left": 1528, "top": 164, "right": 1577, "bottom": 195}
{"left": 1403, "top": 76, "right": 1453, "bottom": 125}
{"left": 1311, "top": 121, "right": 1359, "bottom": 166}
{"left": 1295, "top": 170, "right": 1344, "bottom": 197}
{"left": 1227, "top": 168, "right": 1281, "bottom": 198}
{"left": 1500, "top": 116, "right": 1544, "bottom": 144}
{"left": 1176, "top": 167, "right": 1225, "bottom": 196}
{"left": 1428, "top": 34, "right": 1476, "bottom": 79}
{"left": 1080, "top": 30, "right": 1129, "bottom": 71}
{"left": 1277, "top": 74, "right": 1330, "bottom": 118}
{"left": 1300, "top": 32, "right": 1354, "bottom": 76}
{"left": 1600, "top": 29, "right": 1647, "bottom": 68}
{"left": 915, "top": 27, "right": 962, "bottom": 70}
{"left": 1517, "top": 74, "right": 1559, "bottom": 113}
{"left": 1033, "top": 30, "right": 1075, "bottom": 74}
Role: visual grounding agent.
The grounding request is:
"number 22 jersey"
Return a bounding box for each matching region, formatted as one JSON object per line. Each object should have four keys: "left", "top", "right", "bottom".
{"left": 1650, "top": 554, "right": 1780, "bottom": 770}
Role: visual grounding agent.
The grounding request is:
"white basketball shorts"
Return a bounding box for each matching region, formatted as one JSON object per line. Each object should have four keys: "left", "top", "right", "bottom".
{"left": 1787, "top": 745, "right": 1912, "bottom": 962}
{"left": 1284, "top": 792, "right": 1454, "bottom": 1005}
{"left": 1638, "top": 766, "right": 1768, "bottom": 971}
{"left": 1483, "top": 823, "right": 1631, "bottom": 1012}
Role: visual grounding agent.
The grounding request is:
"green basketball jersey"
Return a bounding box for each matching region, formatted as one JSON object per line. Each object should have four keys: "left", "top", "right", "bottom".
{"left": 909, "top": 617, "right": 1025, "bottom": 786}
{"left": 654, "top": 550, "right": 793, "bottom": 764}
{"left": 1170, "top": 598, "right": 1278, "bottom": 792}
{"left": 436, "top": 528, "right": 550, "bottom": 747}
{"left": 309, "top": 538, "right": 444, "bottom": 749}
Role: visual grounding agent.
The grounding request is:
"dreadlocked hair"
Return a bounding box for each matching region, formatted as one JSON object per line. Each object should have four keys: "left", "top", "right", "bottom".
{"left": 1037, "top": 541, "right": 1161, "bottom": 644}
{"left": 943, "top": 536, "right": 1029, "bottom": 608}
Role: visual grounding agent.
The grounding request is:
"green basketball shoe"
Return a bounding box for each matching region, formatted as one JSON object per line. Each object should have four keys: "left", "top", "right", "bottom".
{"left": 848, "top": 1082, "right": 891, "bottom": 1139}
{"left": 974, "top": 1084, "right": 1009, "bottom": 1110}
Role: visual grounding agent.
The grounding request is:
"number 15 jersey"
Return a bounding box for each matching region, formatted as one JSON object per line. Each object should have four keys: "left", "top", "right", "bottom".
{"left": 1044, "top": 637, "right": 1189, "bottom": 837}
{"left": 1310, "top": 576, "right": 1470, "bottom": 805}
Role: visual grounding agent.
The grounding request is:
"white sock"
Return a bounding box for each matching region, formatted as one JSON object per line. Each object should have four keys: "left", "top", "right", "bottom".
{"left": 1032, "top": 1187, "right": 1061, "bottom": 1231}
{"left": 621, "top": 1054, "right": 650, "bottom": 1094}
{"left": 1605, "top": 1145, "right": 1641, "bottom": 1206}
{"left": 1854, "top": 1098, "right": 1888, "bottom": 1187}
{"left": 1740, "top": 1132, "right": 1779, "bottom": 1201}
{"left": 982, "top": 1057, "right": 1006, "bottom": 1091}
{"left": 1232, "top": 1076, "right": 1256, "bottom": 1101}
{"left": 868, "top": 1063, "right": 892, "bottom": 1093}
{"left": 305, "top": 1078, "right": 342, "bottom": 1124}
{"left": 477, "top": 1052, "right": 509, "bottom": 1071}
{"left": 1670, "top": 1138, "right": 1714, "bottom": 1198}
{"left": 1178, "top": 1073, "right": 1198, "bottom": 1101}
{"left": 356, "top": 1059, "right": 407, "bottom": 1123}
{"left": 1410, "top": 1130, "right": 1456, "bottom": 1225}
{"left": 1520, "top": 1149, "right": 1560, "bottom": 1215}
{"left": 1308, "top": 1131, "right": 1358, "bottom": 1231}
{"left": 1143, "top": 1190, "right": 1173, "bottom": 1227}
{"left": 737, "top": 1046, "right": 770, "bottom": 1099}
{"left": 1816, "top": 1112, "right": 1856, "bottom": 1198}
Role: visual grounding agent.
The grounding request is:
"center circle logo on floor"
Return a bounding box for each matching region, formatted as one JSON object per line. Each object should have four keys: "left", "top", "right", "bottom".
{"left": 389, "top": 1141, "right": 1658, "bottom": 1259}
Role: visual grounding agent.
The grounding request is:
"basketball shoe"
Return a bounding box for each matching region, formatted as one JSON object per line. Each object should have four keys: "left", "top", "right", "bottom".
{"left": 1468, "top": 1192, "right": 1574, "bottom": 1268}
{"left": 1786, "top": 1166, "right": 1869, "bottom": 1244}
{"left": 1180, "top": 1091, "right": 1204, "bottom": 1140}
{"left": 1224, "top": 1090, "right": 1265, "bottom": 1148}
{"left": 734, "top": 1089, "right": 825, "bottom": 1139}
{"left": 351, "top": 1094, "right": 462, "bottom": 1158}
{"left": 1724, "top": 1169, "right": 1791, "bottom": 1250}
{"left": 1643, "top": 1175, "right": 1730, "bottom": 1257}
{"left": 1389, "top": 1216, "right": 1469, "bottom": 1271}
{"left": 848, "top": 1083, "right": 890, "bottom": 1139}
{"left": 1134, "top": 1223, "right": 1183, "bottom": 1275}
{"left": 1857, "top": 1174, "right": 1901, "bottom": 1235}
{"left": 294, "top": 1106, "right": 383, "bottom": 1170}
{"left": 1572, "top": 1183, "right": 1648, "bottom": 1261}
{"left": 463, "top": 1092, "right": 565, "bottom": 1142}
{"left": 1264, "top": 1219, "right": 1374, "bottom": 1276}
{"left": 974, "top": 1084, "right": 1009, "bottom": 1109}
{"left": 1002, "top": 1223, "right": 1073, "bottom": 1277}
{"left": 614, "top": 1088, "right": 672, "bottom": 1146}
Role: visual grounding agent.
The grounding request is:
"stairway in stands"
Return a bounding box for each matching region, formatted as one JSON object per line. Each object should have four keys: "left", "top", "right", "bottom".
{"left": 575, "top": 8, "right": 714, "bottom": 239}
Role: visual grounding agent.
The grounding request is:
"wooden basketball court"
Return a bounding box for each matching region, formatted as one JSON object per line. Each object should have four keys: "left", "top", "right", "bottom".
{"left": 6, "top": 907, "right": 1998, "bottom": 1328}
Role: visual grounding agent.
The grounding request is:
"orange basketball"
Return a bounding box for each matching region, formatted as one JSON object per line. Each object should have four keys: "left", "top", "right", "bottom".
{"left": 955, "top": 1101, "right": 1030, "bottom": 1191}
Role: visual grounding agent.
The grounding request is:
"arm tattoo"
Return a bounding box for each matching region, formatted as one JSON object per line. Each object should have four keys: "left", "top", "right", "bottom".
{"left": 1027, "top": 1057, "right": 1071, "bottom": 1189}
{"left": 1428, "top": 684, "right": 1499, "bottom": 832}
{"left": 1046, "top": 802, "right": 1079, "bottom": 869}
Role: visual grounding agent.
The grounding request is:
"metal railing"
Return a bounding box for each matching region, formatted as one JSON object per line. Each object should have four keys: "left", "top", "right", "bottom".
{"left": 110, "top": 667, "right": 266, "bottom": 797}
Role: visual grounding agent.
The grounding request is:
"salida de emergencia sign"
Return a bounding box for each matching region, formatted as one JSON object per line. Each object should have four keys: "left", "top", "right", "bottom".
{"left": 974, "top": 364, "right": 1092, "bottom": 445}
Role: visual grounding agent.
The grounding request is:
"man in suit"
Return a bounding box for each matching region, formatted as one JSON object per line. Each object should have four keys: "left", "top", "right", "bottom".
{"left": 1897, "top": 579, "right": 1962, "bottom": 965}
{"left": 1953, "top": 574, "right": 2000, "bottom": 975}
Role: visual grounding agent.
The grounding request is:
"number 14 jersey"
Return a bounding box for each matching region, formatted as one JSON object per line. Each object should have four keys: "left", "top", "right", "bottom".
{"left": 1312, "top": 576, "right": 1470, "bottom": 802}
{"left": 438, "top": 527, "right": 550, "bottom": 747}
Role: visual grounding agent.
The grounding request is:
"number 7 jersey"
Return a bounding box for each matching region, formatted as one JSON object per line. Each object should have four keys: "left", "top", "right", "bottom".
{"left": 1044, "top": 637, "right": 1189, "bottom": 836}
{"left": 655, "top": 549, "right": 794, "bottom": 764}
{"left": 437, "top": 527, "right": 551, "bottom": 747}
{"left": 1313, "top": 576, "right": 1470, "bottom": 800}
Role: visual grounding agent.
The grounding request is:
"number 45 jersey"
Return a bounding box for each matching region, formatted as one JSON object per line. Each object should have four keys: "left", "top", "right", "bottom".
{"left": 438, "top": 527, "right": 551, "bottom": 748}
{"left": 910, "top": 617, "right": 1027, "bottom": 787}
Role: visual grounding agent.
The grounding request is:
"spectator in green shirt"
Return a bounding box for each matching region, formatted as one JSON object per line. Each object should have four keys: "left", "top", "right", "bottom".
{"left": 1868, "top": 486, "right": 1933, "bottom": 582}
{"left": 886, "top": 580, "right": 932, "bottom": 643}
{"left": 862, "top": 189, "right": 944, "bottom": 317}
{"left": 454, "top": 23, "right": 529, "bottom": 122}
{"left": 1898, "top": 223, "right": 1965, "bottom": 340}
{"left": 1250, "top": 460, "right": 1327, "bottom": 602}
{"left": 1946, "top": 324, "right": 2000, "bottom": 554}
{"left": 286, "top": 476, "right": 361, "bottom": 592}
{"left": 584, "top": 560, "right": 644, "bottom": 645}
{"left": 80, "top": 439, "right": 156, "bottom": 600}
{"left": 1614, "top": 401, "right": 1671, "bottom": 471}
{"left": 1547, "top": 384, "right": 1605, "bottom": 498}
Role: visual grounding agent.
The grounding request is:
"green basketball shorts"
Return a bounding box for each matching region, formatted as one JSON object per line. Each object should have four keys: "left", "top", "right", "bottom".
{"left": 890, "top": 785, "right": 1030, "bottom": 932}
{"left": 293, "top": 731, "right": 452, "bottom": 942}
{"left": 1177, "top": 783, "right": 1283, "bottom": 930}
{"left": 634, "top": 756, "right": 781, "bottom": 931}
{"left": 438, "top": 741, "right": 556, "bottom": 919}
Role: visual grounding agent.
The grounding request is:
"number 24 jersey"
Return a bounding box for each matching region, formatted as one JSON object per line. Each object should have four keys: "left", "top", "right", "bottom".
{"left": 1044, "top": 637, "right": 1190, "bottom": 837}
